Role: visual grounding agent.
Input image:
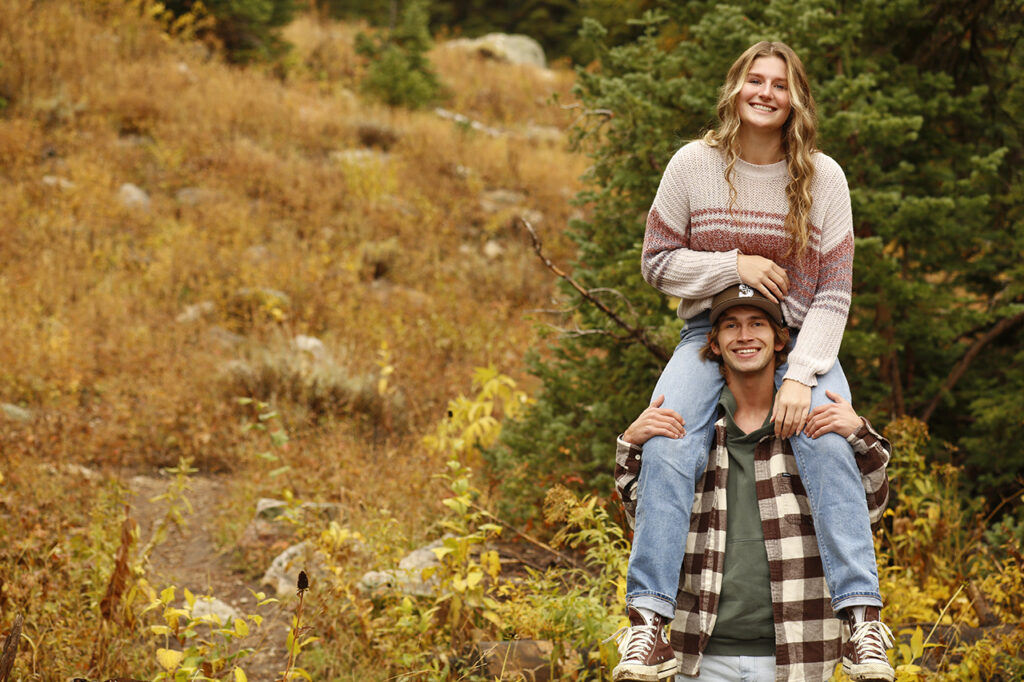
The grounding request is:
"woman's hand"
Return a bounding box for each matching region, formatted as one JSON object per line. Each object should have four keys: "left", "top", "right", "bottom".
{"left": 803, "top": 390, "right": 862, "bottom": 439}
{"left": 622, "top": 394, "right": 686, "bottom": 446}
{"left": 737, "top": 254, "right": 789, "bottom": 303}
{"left": 771, "top": 379, "right": 811, "bottom": 439}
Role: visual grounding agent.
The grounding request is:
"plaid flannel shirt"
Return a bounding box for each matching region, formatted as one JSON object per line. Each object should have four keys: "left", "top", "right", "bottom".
{"left": 615, "top": 415, "right": 891, "bottom": 682}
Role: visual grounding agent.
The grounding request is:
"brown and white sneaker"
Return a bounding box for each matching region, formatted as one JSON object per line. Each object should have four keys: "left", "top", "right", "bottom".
{"left": 842, "top": 606, "right": 896, "bottom": 682}
{"left": 607, "top": 606, "right": 678, "bottom": 682}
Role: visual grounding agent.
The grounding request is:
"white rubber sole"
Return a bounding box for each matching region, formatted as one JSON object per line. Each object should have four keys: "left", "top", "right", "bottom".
{"left": 842, "top": 657, "right": 896, "bottom": 682}
{"left": 612, "top": 658, "right": 679, "bottom": 682}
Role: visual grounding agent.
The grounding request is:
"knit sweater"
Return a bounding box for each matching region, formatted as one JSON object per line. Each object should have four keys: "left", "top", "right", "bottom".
{"left": 642, "top": 141, "right": 854, "bottom": 386}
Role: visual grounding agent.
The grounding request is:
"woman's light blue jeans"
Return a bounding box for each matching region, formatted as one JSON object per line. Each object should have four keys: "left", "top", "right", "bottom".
{"left": 626, "top": 312, "right": 881, "bottom": 619}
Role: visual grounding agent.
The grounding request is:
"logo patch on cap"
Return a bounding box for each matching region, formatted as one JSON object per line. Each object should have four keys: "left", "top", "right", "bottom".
{"left": 738, "top": 284, "right": 754, "bottom": 298}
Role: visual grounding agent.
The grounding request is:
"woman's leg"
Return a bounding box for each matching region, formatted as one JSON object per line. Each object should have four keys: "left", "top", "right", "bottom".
{"left": 626, "top": 314, "right": 724, "bottom": 620}
{"left": 776, "top": 356, "right": 882, "bottom": 611}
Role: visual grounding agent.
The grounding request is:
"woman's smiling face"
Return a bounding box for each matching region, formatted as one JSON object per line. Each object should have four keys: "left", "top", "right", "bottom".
{"left": 738, "top": 56, "right": 791, "bottom": 133}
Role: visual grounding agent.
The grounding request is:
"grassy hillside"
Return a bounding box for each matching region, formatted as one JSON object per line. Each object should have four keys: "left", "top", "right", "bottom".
{"left": 0, "top": 3, "right": 581, "bottom": 504}
{"left": 0, "top": 1, "right": 587, "bottom": 678}
{"left": 2, "top": 4, "right": 1022, "bottom": 681}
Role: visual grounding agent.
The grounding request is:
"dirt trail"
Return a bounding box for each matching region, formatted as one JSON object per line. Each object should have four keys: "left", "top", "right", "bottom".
{"left": 128, "top": 474, "right": 293, "bottom": 680}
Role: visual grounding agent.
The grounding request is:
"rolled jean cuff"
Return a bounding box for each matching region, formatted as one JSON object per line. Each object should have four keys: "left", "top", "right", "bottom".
{"left": 831, "top": 592, "right": 883, "bottom": 613}
{"left": 627, "top": 593, "right": 676, "bottom": 622}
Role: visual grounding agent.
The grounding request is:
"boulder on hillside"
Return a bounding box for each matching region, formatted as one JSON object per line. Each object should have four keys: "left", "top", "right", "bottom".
{"left": 239, "top": 497, "right": 343, "bottom": 554}
{"left": 118, "top": 182, "right": 151, "bottom": 210}
{"left": 1, "top": 403, "right": 33, "bottom": 422}
{"left": 261, "top": 540, "right": 331, "bottom": 597}
{"left": 189, "top": 596, "right": 241, "bottom": 624}
{"left": 445, "top": 33, "right": 546, "bottom": 68}
{"left": 358, "top": 537, "right": 449, "bottom": 597}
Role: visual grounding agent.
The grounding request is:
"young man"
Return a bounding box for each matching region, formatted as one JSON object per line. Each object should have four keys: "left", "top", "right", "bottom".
{"left": 610, "top": 285, "right": 895, "bottom": 681}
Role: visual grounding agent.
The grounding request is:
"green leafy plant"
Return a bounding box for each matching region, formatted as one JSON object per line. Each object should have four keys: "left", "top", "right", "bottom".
{"left": 145, "top": 585, "right": 275, "bottom": 682}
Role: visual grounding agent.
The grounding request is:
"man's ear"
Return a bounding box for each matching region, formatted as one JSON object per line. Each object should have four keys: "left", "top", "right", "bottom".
{"left": 710, "top": 340, "right": 722, "bottom": 357}
{"left": 774, "top": 329, "right": 791, "bottom": 353}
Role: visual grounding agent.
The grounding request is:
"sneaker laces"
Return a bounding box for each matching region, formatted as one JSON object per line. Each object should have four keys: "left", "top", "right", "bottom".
{"left": 850, "top": 620, "right": 895, "bottom": 663}
{"left": 603, "top": 622, "right": 659, "bottom": 660}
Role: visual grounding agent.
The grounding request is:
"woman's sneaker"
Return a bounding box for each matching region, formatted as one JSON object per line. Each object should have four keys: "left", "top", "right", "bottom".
{"left": 842, "top": 606, "right": 895, "bottom": 682}
{"left": 607, "top": 607, "right": 678, "bottom": 682}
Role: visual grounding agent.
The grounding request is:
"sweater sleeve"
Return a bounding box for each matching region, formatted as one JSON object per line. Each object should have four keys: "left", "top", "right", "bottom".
{"left": 783, "top": 158, "right": 854, "bottom": 386}
{"left": 641, "top": 145, "right": 742, "bottom": 299}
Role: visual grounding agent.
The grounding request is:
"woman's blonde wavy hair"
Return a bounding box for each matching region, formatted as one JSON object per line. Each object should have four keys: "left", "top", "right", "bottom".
{"left": 703, "top": 41, "right": 818, "bottom": 257}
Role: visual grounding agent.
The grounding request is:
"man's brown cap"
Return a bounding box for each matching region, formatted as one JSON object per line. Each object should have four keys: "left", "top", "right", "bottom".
{"left": 709, "top": 284, "right": 785, "bottom": 326}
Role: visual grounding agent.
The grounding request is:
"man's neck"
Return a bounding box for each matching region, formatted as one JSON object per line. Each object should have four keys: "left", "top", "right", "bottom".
{"left": 725, "top": 368, "right": 775, "bottom": 434}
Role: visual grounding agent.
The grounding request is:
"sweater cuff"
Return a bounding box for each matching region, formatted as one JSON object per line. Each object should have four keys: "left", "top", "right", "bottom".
{"left": 782, "top": 362, "right": 818, "bottom": 387}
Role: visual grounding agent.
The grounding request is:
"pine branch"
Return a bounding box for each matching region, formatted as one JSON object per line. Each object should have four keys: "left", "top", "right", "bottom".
{"left": 920, "top": 310, "right": 1024, "bottom": 423}
{"left": 520, "top": 216, "right": 670, "bottom": 364}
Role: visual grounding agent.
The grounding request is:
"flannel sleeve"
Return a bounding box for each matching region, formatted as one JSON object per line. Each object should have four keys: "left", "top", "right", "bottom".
{"left": 847, "top": 417, "right": 891, "bottom": 526}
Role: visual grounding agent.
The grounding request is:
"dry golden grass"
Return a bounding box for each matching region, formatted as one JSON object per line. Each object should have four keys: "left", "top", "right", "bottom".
{"left": 0, "top": 0, "right": 584, "bottom": 590}
{"left": 0, "top": 1, "right": 588, "bottom": 676}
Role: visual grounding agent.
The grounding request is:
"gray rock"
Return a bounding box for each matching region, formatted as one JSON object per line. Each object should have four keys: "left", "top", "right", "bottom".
{"left": 262, "top": 541, "right": 329, "bottom": 597}
{"left": 291, "top": 335, "right": 326, "bottom": 361}
{"left": 42, "top": 175, "right": 75, "bottom": 190}
{"left": 189, "top": 596, "right": 241, "bottom": 624}
{"left": 174, "top": 186, "right": 220, "bottom": 206}
{"left": 480, "top": 189, "right": 527, "bottom": 214}
{"left": 64, "top": 463, "right": 101, "bottom": 481}
{"left": 175, "top": 301, "right": 215, "bottom": 323}
{"left": 254, "top": 497, "right": 340, "bottom": 522}
{"left": 446, "top": 33, "right": 546, "bottom": 68}
{"left": 118, "top": 183, "right": 151, "bottom": 210}
{"left": 483, "top": 240, "right": 505, "bottom": 260}
{"left": 1, "top": 404, "right": 32, "bottom": 422}
{"left": 435, "top": 108, "right": 502, "bottom": 137}
{"left": 358, "top": 537, "right": 449, "bottom": 597}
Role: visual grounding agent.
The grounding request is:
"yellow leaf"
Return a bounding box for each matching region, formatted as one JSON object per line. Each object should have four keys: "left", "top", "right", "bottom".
{"left": 234, "top": 618, "right": 250, "bottom": 637}
{"left": 160, "top": 586, "right": 176, "bottom": 605}
{"left": 234, "top": 667, "right": 248, "bottom": 682}
{"left": 156, "top": 648, "right": 183, "bottom": 671}
{"left": 150, "top": 625, "right": 172, "bottom": 636}
{"left": 184, "top": 588, "right": 196, "bottom": 609}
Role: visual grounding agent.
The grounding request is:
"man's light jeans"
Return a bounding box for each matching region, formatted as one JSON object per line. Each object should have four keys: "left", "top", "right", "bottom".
{"left": 625, "top": 312, "right": 882, "bottom": 619}
{"left": 682, "top": 654, "right": 775, "bottom": 681}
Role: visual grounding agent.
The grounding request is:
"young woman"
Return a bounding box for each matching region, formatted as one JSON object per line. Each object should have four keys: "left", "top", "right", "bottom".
{"left": 611, "top": 42, "right": 894, "bottom": 682}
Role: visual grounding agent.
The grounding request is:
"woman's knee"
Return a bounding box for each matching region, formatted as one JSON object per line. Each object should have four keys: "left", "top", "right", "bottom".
{"left": 641, "top": 433, "right": 708, "bottom": 478}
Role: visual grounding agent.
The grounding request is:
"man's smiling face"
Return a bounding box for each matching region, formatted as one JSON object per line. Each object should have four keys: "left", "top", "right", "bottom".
{"left": 711, "top": 305, "right": 787, "bottom": 376}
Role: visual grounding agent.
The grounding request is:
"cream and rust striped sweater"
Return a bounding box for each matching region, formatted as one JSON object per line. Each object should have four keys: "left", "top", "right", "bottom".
{"left": 643, "top": 140, "right": 854, "bottom": 386}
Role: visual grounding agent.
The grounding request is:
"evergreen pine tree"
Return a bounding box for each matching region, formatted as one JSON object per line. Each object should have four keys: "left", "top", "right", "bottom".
{"left": 490, "top": 0, "right": 1024, "bottom": 519}
{"left": 355, "top": 0, "right": 442, "bottom": 109}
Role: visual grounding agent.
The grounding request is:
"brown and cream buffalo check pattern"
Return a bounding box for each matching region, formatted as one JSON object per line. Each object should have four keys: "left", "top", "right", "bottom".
{"left": 615, "top": 417, "right": 890, "bottom": 681}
